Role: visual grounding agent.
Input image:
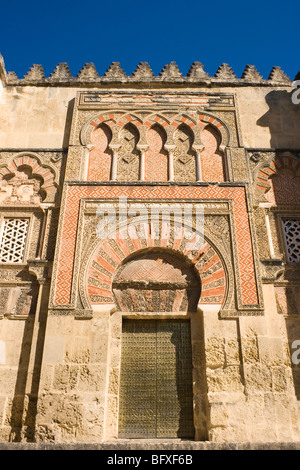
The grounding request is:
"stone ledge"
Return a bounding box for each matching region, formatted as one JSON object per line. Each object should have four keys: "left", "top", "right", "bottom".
{"left": 0, "top": 441, "right": 300, "bottom": 450}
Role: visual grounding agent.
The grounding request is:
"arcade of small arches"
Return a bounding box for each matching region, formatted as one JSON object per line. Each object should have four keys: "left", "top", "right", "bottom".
{"left": 81, "top": 111, "right": 230, "bottom": 183}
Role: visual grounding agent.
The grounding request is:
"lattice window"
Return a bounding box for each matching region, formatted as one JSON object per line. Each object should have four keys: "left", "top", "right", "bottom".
{"left": 0, "top": 218, "right": 29, "bottom": 263}
{"left": 282, "top": 219, "right": 300, "bottom": 263}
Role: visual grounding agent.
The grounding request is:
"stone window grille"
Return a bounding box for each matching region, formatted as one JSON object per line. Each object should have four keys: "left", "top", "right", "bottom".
{"left": 0, "top": 218, "right": 29, "bottom": 263}
{"left": 282, "top": 218, "right": 300, "bottom": 263}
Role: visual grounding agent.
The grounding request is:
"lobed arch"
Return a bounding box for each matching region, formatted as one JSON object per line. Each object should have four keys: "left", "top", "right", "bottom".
{"left": 80, "top": 109, "right": 232, "bottom": 182}
{"left": 197, "top": 113, "right": 231, "bottom": 148}
{"left": 80, "top": 109, "right": 231, "bottom": 148}
{"left": 255, "top": 154, "right": 300, "bottom": 205}
{"left": 80, "top": 111, "right": 144, "bottom": 147}
{"left": 0, "top": 152, "right": 58, "bottom": 200}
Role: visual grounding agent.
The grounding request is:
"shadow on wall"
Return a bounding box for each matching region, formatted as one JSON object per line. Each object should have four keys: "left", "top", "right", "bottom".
{"left": 257, "top": 89, "right": 300, "bottom": 148}
{"left": 284, "top": 300, "right": 300, "bottom": 401}
{"left": 257, "top": 83, "right": 300, "bottom": 400}
{"left": 9, "top": 282, "right": 49, "bottom": 442}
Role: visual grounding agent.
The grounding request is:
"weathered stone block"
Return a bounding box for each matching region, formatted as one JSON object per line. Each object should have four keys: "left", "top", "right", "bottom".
{"left": 244, "top": 364, "right": 272, "bottom": 392}
{"left": 241, "top": 337, "right": 259, "bottom": 364}
{"left": 77, "top": 364, "right": 107, "bottom": 392}
{"left": 207, "top": 366, "right": 244, "bottom": 393}
{"left": 205, "top": 337, "right": 226, "bottom": 367}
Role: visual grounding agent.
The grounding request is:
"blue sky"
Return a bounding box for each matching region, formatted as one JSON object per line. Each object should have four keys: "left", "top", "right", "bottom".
{"left": 0, "top": 0, "right": 298, "bottom": 80}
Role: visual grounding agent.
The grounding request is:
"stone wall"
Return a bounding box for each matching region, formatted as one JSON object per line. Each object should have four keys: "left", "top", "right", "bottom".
{"left": 0, "top": 53, "right": 300, "bottom": 444}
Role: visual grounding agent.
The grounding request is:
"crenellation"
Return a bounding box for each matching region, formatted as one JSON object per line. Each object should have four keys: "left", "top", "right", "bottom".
{"left": 104, "top": 62, "right": 127, "bottom": 79}
{"left": 24, "top": 64, "right": 45, "bottom": 81}
{"left": 241, "top": 64, "right": 263, "bottom": 82}
{"left": 0, "top": 54, "right": 294, "bottom": 87}
{"left": 77, "top": 63, "right": 99, "bottom": 81}
{"left": 214, "top": 63, "right": 237, "bottom": 80}
{"left": 131, "top": 62, "right": 154, "bottom": 79}
{"left": 268, "top": 66, "right": 291, "bottom": 83}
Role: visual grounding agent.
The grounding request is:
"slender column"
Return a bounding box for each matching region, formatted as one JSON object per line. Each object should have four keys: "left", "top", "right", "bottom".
{"left": 111, "top": 152, "right": 118, "bottom": 181}
{"left": 37, "top": 204, "right": 52, "bottom": 259}
{"left": 83, "top": 145, "right": 93, "bottom": 180}
{"left": 259, "top": 203, "right": 276, "bottom": 258}
{"left": 110, "top": 144, "right": 120, "bottom": 181}
{"left": 193, "top": 145, "right": 204, "bottom": 182}
{"left": 165, "top": 145, "right": 175, "bottom": 182}
{"left": 195, "top": 152, "right": 202, "bottom": 182}
{"left": 168, "top": 152, "right": 174, "bottom": 181}
{"left": 139, "top": 149, "right": 145, "bottom": 181}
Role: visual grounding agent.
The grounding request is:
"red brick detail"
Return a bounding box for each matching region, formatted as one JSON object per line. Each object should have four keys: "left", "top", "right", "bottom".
{"left": 2, "top": 155, "right": 56, "bottom": 192}
{"left": 200, "top": 126, "right": 225, "bottom": 182}
{"left": 87, "top": 124, "right": 112, "bottom": 181}
{"left": 85, "top": 224, "right": 226, "bottom": 307}
{"left": 53, "top": 185, "right": 258, "bottom": 308}
{"left": 88, "top": 267, "right": 112, "bottom": 285}
{"left": 256, "top": 156, "right": 300, "bottom": 206}
{"left": 87, "top": 286, "right": 112, "bottom": 297}
{"left": 144, "top": 125, "right": 168, "bottom": 181}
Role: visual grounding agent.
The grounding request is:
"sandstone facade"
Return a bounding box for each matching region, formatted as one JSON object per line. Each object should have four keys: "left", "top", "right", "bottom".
{"left": 0, "top": 55, "right": 300, "bottom": 444}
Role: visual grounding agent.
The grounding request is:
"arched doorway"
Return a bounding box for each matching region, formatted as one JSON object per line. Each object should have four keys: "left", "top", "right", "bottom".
{"left": 114, "top": 249, "right": 201, "bottom": 439}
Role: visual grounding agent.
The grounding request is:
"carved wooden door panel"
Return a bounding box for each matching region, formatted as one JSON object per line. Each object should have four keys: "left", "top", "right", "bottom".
{"left": 118, "top": 319, "right": 194, "bottom": 439}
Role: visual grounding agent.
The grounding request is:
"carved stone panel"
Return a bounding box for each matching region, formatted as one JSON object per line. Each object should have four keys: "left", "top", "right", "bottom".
{"left": 173, "top": 124, "right": 196, "bottom": 182}
{"left": 117, "top": 123, "right": 140, "bottom": 181}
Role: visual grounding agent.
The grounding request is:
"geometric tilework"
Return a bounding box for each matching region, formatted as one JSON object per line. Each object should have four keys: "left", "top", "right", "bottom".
{"left": 54, "top": 184, "right": 258, "bottom": 307}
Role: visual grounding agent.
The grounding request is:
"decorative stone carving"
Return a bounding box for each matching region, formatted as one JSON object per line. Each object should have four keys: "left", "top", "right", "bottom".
{"left": 6, "top": 71, "right": 18, "bottom": 81}
{"left": 0, "top": 155, "right": 58, "bottom": 203}
{"left": 0, "top": 167, "right": 44, "bottom": 203}
{"left": 250, "top": 152, "right": 263, "bottom": 163}
{"left": 0, "top": 218, "right": 29, "bottom": 263}
{"left": 144, "top": 124, "right": 168, "bottom": 181}
{"left": 200, "top": 125, "right": 225, "bottom": 182}
{"left": 117, "top": 124, "right": 140, "bottom": 181}
{"left": 104, "top": 62, "right": 126, "bottom": 79}
{"left": 268, "top": 66, "right": 290, "bottom": 83}
{"left": 132, "top": 62, "right": 154, "bottom": 79}
{"left": 187, "top": 62, "right": 209, "bottom": 79}
{"left": 1, "top": 60, "right": 295, "bottom": 86}
{"left": 241, "top": 65, "right": 263, "bottom": 82}
{"left": 77, "top": 63, "right": 99, "bottom": 80}
{"left": 24, "top": 64, "right": 45, "bottom": 81}
{"left": 159, "top": 62, "right": 182, "bottom": 79}
{"left": 214, "top": 63, "right": 236, "bottom": 80}
{"left": 50, "top": 63, "right": 72, "bottom": 80}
